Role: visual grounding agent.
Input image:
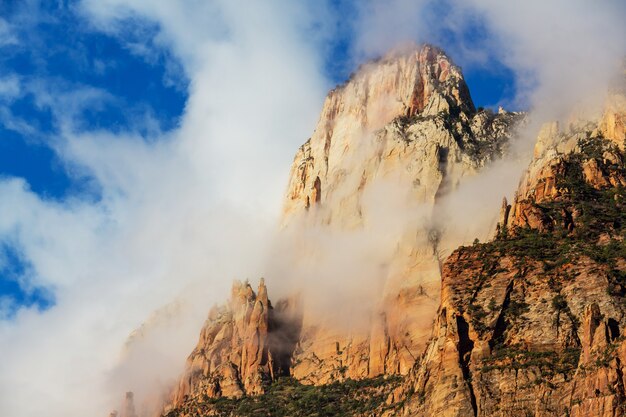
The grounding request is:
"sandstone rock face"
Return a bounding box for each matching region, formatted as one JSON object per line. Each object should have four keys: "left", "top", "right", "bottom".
{"left": 403, "top": 98, "right": 626, "bottom": 416}
{"left": 284, "top": 44, "right": 507, "bottom": 219}
{"left": 166, "top": 280, "right": 289, "bottom": 412}
{"left": 279, "top": 44, "right": 523, "bottom": 385}
{"left": 502, "top": 123, "right": 626, "bottom": 233}
{"left": 600, "top": 76, "right": 626, "bottom": 150}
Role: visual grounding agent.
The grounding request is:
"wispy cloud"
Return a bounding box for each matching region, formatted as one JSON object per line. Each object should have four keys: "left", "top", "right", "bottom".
{"left": 0, "top": 18, "right": 18, "bottom": 47}
{"left": 348, "top": 0, "right": 626, "bottom": 119}
{"left": 0, "top": 75, "right": 21, "bottom": 100}
{"left": 0, "top": 1, "right": 331, "bottom": 416}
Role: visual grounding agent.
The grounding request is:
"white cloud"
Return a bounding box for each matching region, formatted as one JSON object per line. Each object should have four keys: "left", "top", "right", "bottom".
{"left": 0, "top": 76, "right": 31, "bottom": 136}
{"left": 0, "top": 107, "right": 38, "bottom": 137}
{"left": 350, "top": 0, "right": 431, "bottom": 60}
{"left": 457, "top": 0, "right": 626, "bottom": 120}
{"left": 0, "top": 75, "right": 21, "bottom": 100}
{"left": 0, "top": 18, "right": 18, "bottom": 47}
{"left": 0, "top": 1, "right": 332, "bottom": 416}
{"left": 349, "top": 0, "right": 626, "bottom": 120}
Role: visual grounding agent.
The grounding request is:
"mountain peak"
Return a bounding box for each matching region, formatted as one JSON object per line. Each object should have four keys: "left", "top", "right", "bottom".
{"left": 327, "top": 44, "right": 475, "bottom": 131}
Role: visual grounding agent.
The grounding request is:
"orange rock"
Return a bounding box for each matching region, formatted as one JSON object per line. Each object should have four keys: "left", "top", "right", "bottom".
{"left": 169, "top": 279, "right": 279, "bottom": 406}
{"left": 280, "top": 43, "right": 522, "bottom": 386}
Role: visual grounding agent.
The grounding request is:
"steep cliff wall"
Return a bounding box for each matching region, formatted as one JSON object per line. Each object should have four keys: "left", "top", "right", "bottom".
{"left": 165, "top": 280, "right": 274, "bottom": 410}
{"left": 403, "top": 94, "right": 626, "bottom": 417}
{"left": 278, "top": 44, "right": 522, "bottom": 385}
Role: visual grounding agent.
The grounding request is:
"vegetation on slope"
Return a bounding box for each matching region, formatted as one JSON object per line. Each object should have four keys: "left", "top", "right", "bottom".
{"left": 435, "top": 134, "right": 626, "bottom": 411}
{"left": 165, "top": 376, "right": 403, "bottom": 417}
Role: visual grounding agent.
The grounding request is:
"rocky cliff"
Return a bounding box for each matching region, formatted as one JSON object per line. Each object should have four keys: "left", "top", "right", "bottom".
{"left": 159, "top": 45, "right": 626, "bottom": 417}
{"left": 402, "top": 95, "right": 626, "bottom": 417}
{"left": 162, "top": 44, "right": 524, "bottom": 416}
{"left": 278, "top": 44, "right": 522, "bottom": 386}
{"left": 164, "top": 280, "right": 285, "bottom": 411}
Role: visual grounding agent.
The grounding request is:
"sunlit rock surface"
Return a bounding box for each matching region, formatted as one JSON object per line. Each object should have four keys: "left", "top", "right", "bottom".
{"left": 402, "top": 91, "right": 626, "bottom": 417}
{"left": 280, "top": 44, "right": 522, "bottom": 385}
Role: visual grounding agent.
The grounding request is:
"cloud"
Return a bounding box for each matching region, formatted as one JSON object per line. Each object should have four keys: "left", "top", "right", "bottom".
{"left": 458, "top": 0, "right": 625, "bottom": 120}
{"left": 0, "top": 77, "right": 117, "bottom": 142}
{"left": 349, "top": 0, "right": 626, "bottom": 120}
{"left": 0, "top": 108, "right": 38, "bottom": 137}
{"left": 350, "top": 0, "right": 431, "bottom": 60}
{"left": 0, "top": 76, "right": 32, "bottom": 136}
{"left": 0, "top": 1, "right": 332, "bottom": 416}
{"left": 0, "top": 75, "right": 21, "bottom": 100}
{"left": 0, "top": 17, "right": 18, "bottom": 47}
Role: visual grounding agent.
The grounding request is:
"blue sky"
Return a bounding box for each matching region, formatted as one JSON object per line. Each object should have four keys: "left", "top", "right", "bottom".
{"left": 323, "top": 0, "right": 518, "bottom": 111}
{"left": 0, "top": 2, "right": 190, "bottom": 315}
{"left": 0, "top": 1, "right": 517, "bottom": 316}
